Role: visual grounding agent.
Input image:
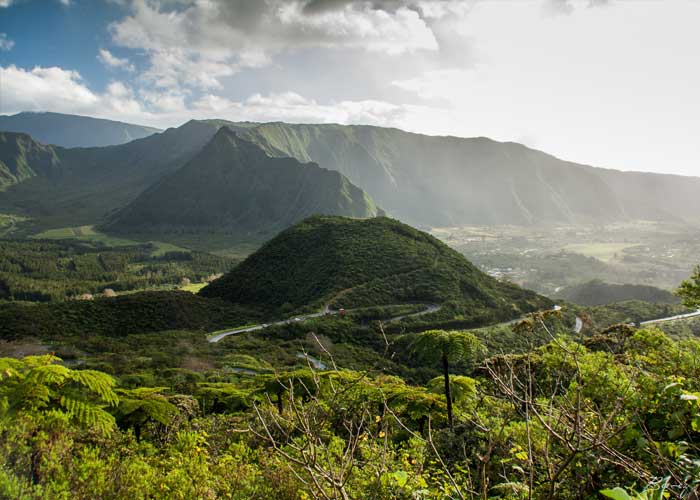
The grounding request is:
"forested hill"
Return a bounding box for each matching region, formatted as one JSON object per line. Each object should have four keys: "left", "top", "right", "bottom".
{"left": 200, "top": 215, "right": 550, "bottom": 316}
{"left": 102, "top": 128, "right": 383, "bottom": 240}
{"left": 0, "top": 111, "right": 160, "bottom": 148}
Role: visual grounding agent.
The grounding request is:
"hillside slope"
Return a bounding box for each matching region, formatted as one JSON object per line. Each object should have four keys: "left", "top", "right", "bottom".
{"left": 0, "top": 121, "right": 221, "bottom": 227}
{"left": 200, "top": 216, "right": 549, "bottom": 318}
{"left": 237, "top": 123, "right": 700, "bottom": 226}
{"left": 0, "top": 132, "right": 62, "bottom": 191}
{"left": 3, "top": 118, "right": 700, "bottom": 233}
{"left": 0, "top": 112, "right": 160, "bottom": 148}
{"left": 103, "top": 128, "right": 383, "bottom": 240}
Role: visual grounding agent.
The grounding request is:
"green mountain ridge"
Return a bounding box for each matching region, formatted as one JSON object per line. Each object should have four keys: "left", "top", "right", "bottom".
{"left": 0, "top": 111, "right": 160, "bottom": 148}
{"left": 0, "top": 132, "right": 62, "bottom": 191}
{"left": 200, "top": 215, "right": 550, "bottom": 319}
{"left": 0, "top": 120, "right": 222, "bottom": 228}
{"left": 232, "top": 122, "right": 700, "bottom": 226}
{"left": 102, "top": 127, "right": 383, "bottom": 240}
{"left": 2, "top": 115, "right": 700, "bottom": 238}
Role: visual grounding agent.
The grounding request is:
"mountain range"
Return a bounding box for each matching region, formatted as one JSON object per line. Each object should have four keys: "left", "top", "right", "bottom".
{"left": 1, "top": 113, "right": 700, "bottom": 244}
{"left": 0, "top": 112, "right": 160, "bottom": 148}
{"left": 103, "top": 128, "right": 382, "bottom": 240}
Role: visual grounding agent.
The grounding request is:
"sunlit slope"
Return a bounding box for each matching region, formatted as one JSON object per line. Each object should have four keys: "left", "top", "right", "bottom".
{"left": 239, "top": 122, "right": 700, "bottom": 226}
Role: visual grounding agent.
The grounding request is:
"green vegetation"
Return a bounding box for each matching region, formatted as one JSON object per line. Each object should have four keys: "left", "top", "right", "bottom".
{"left": 556, "top": 279, "right": 679, "bottom": 306}
{"left": 0, "top": 291, "right": 259, "bottom": 339}
{"left": 580, "top": 300, "right": 690, "bottom": 332}
{"left": 201, "top": 216, "right": 550, "bottom": 321}
{"left": 678, "top": 266, "right": 700, "bottom": 308}
{"left": 0, "top": 132, "right": 61, "bottom": 192}
{"left": 102, "top": 127, "right": 382, "bottom": 241}
{"left": 3, "top": 115, "right": 700, "bottom": 497}
{"left": 1, "top": 320, "right": 699, "bottom": 498}
{"left": 409, "top": 330, "right": 484, "bottom": 428}
{"left": 0, "top": 120, "right": 221, "bottom": 231}
{"left": 0, "top": 265, "right": 698, "bottom": 497}
{"left": 4, "top": 119, "right": 700, "bottom": 250}
{"left": 0, "top": 239, "right": 236, "bottom": 302}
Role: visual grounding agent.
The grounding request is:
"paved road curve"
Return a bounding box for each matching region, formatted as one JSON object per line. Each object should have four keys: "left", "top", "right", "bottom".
{"left": 639, "top": 309, "right": 700, "bottom": 326}
{"left": 208, "top": 304, "right": 442, "bottom": 343}
{"left": 208, "top": 303, "right": 586, "bottom": 344}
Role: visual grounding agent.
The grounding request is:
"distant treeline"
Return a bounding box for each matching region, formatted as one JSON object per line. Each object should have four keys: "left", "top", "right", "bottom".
{"left": 556, "top": 279, "right": 680, "bottom": 306}
{"left": 0, "top": 291, "right": 259, "bottom": 340}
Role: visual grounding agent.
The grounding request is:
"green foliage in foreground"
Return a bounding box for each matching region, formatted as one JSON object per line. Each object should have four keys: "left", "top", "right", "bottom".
{"left": 410, "top": 330, "right": 485, "bottom": 428}
{"left": 678, "top": 265, "right": 700, "bottom": 309}
{"left": 0, "top": 326, "right": 699, "bottom": 499}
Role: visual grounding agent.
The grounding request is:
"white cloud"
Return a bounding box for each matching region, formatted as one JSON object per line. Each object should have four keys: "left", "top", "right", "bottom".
{"left": 0, "top": 63, "right": 445, "bottom": 133}
{"left": 191, "top": 91, "right": 445, "bottom": 132}
{"left": 0, "top": 65, "right": 152, "bottom": 124}
{"left": 0, "top": 65, "right": 100, "bottom": 113}
{"left": 108, "top": 0, "right": 445, "bottom": 92}
{"left": 542, "top": 0, "right": 612, "bottom": 16}
{"left": 0, "top": 33, "right": 14, "bottom": 51}
{"left": 97, "top": 49, "right": 135, "bottom": 72}
{"left": 0, "top": 0, "right": 12, "bottom": 7}
{"left": 276, "top": 3, "right": 438, "bottom": 55}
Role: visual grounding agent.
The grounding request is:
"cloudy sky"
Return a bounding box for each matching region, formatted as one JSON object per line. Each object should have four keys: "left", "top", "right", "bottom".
{"left": 0, "top": 0, "right": 698, "bottom": 176}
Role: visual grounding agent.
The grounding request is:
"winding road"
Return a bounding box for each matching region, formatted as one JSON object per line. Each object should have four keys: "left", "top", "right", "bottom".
{"left": 208, "top": 302, "right": 584, "bottom": 344}
{"left": 639, "top": 309, "right": 700, "bottom": 326}
{"left": 208, "top": 303, "right": 443, "bottom": 343}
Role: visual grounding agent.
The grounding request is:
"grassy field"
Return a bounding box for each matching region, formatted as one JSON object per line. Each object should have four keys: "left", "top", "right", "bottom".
{"left": 180, "top": 282, "right": 208, "bottom": 293}
{"left": 562, "top": 243, "right": 635, "bottom": 262}
{"left": 32, "top": 225, "right": 190, "bottom": 256}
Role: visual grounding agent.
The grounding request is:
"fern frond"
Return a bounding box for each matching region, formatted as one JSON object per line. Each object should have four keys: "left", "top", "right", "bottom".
{"left": 59, "top": 396, "right": 116, "bottom": 434}
{"left": 68, "top": 370, "right": 119, "bottom": 406}
{"left": 28, "top": 364, "right": 70, "bottom": 386}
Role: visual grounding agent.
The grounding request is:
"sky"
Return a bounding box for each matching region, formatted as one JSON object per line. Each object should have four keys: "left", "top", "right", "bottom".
{"left": 0, "top": 0, "right": 698, "bottom": 177}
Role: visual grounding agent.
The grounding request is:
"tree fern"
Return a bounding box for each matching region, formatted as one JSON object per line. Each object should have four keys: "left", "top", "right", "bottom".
{"left": 0, "top": 355, "right": 119, "bottom": 435}
{"left": 114, "top": 387, "right": 179, "bottom": 441}
{"left": 410, "top": 330, "right": 484, "bottom": 428}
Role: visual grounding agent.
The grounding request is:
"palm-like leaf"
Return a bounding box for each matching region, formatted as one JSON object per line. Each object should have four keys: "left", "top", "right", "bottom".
{"left": 0, "top": 355, "right": 119, "bottom": 435}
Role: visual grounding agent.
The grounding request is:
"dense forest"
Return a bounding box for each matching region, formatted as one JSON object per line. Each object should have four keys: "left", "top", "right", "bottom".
{"left": 0, "top": 239, "right": 236, "bottom": 302}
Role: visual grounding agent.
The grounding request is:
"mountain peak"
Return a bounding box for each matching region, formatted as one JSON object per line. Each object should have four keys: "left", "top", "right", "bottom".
{"left": 102, "top": 130, "right": 382, "bottom": 241}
